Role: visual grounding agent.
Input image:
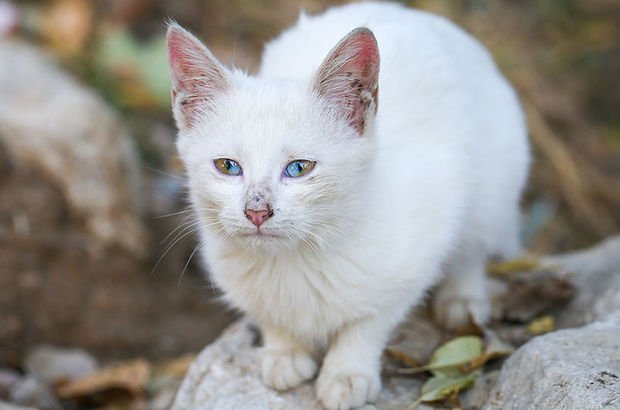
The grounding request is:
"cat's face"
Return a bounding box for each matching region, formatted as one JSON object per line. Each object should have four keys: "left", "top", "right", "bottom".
{"left": 177, "top": 81, "right": 372, "bottom": 252}
{"left": 167, "top": 25, "right": 379, "bottom": 252}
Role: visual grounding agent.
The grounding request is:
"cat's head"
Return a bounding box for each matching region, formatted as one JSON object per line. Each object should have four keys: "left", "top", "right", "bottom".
{"left": 166, "top": 23, "right": 380, "bottom": 253}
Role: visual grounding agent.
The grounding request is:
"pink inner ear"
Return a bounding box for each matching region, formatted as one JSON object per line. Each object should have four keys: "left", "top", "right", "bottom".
{"left": 314, "top": 28, "right": 380, "bottom": 135}
{"left": 167, "top": 29, "right": 197, "bottom": 90}
{"left": 166, "top": 25, "right": 229, "bottom": 129}
{"left": 353, "top": 34, "right": 380, "bottom": 77}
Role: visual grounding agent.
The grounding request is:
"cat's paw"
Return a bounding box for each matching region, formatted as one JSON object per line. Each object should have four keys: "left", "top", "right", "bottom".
{"left": 261, "top": 348, "right": 317, "bottom": 391}
{"left": 316, "top": 370, "right": 381, "bottom": 410}
{"left": 433, "top": 287, "right": 490, "bottom": 330}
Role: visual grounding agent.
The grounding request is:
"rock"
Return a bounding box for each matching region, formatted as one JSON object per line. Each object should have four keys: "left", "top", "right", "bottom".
{"left": 171, "top": 236, "right": 620, "bottom": 410}
{"left": 0, "top": 400, "right": 36, "bottom": 410}
{"left": 170, "top": 320, "right": 421, "bottom": 410}
{"left": 0, "top": 369, "right": 22, "bottom": 399}
{"left": 9, "top": 377, "right": 61, "bottom": 410}
{"left": 150, "top": 384, "right": 180, "bottom": 410}
{"left": 462, "top": 371, "right": 500, "bottom": 409}
{"left": 24, "top": 345, "right": 98, "bottom": 385}
{"left": 0, "top": 1, "right": 18, "bottom": 37}
{"left": 484, "top": 318, "right": 620, "bottom": 409}
{"left": 0, "top": 38, "right": 145, "bottom": 256}
{"left": 543, "top": 235, "right": 620, "bottom": 327}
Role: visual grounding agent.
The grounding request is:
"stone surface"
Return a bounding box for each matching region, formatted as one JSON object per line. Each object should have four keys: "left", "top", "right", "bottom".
{"left": 484, "top": 317, "right": 620, "bottom": 409}
{"left": 9, "top": 377, "right": 61, "bottom": 410}
{"left": 0, "top": 400, "right": 36, "bottom": 410}
{"left": 170, "top": 320, "right": 425, "bottom": 410}
{"left": 543, "top": 235, "right": 620, "bottom": 327}
{"left": 0, "top": 38, "right": 145, "bottom": 256}
{"left": 0, "top": 369, "right": 21, "bottom": 399}
{"left": 171, "top": 235, "right": 620, "bottom": 410}
{"left": 24, "top": 345, "right": 98, "bottom": 385}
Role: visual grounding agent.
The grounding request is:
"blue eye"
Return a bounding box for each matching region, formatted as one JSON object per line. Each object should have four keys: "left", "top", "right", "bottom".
{"left": 283, "top": 160, "right": 315, "bottom": 178}
{"left": 214, "top": 158, "right": 243, "bottom": 176}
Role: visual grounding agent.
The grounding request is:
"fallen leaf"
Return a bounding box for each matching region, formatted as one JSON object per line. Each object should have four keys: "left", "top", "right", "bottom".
{"left": 407, "top": 369, "right": 481, "bottom": 409}
{"left": 527, "top": 315, "right": 555, "bottom": 335}
{"left": 154, "top": 354, "right": 195, "bottom": 379}
{"left": 397, "top": 336, "right": 483, "bottom": 375}
{"left": 427, "top": 336, "right": 483, "bottom": 376}
{"left": 497, "top": 269, "right": 575, "bottom": 322}
{"left": 56, "top": 359, "right": 151, "bottom": 398}
{"left": 487, "top": 257, "right": 539, "bottom": 276}
{"left": 384, "top": 348, "right": 419, "bottom": 368}
{"left": 462, "top": 330, "right": 514, "bottom": 372}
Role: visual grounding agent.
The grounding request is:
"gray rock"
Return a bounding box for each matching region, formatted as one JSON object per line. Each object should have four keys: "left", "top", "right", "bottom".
{"left": 0, "top": 369, "right": 21, "bottom": 399}
{"left": 24, "top": 345, "right": 98, "bottom": 385}
{"left": 0, "top": 400, "right": 36, "bottom": 410}
{"left": 543, "top": 235, "right": 620, "bottom": 327}
{"left": 172, "top": 236, "right": 620, "bottom": 410}
{"left": 9, "top": 377, "right": 61, "bottom": 410}
{"left": 170, "top": 319, "right": 418, "bottom": 410}
{"left": 150, "top": 385, "right": 180, "bottom": 410}
{"left": 484, "top": 318, "right": 620, "bottom": 409}
{"left": 0, "top": 39, "right": 146, "bottom": 256}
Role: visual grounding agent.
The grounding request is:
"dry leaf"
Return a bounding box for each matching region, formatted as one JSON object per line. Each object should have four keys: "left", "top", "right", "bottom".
{"left": 397, "top": 336, "right": 483, "bottom": 375}
{"left": 487, "top": 257, "right": 540, "bottom": 276}
{"left": 462, "top": 330, "right": 514, "bottom": 372}
{"left": 56, "top": 359, "right": 151, "bottom": 398}
{"left": 407, "top": 369, "right": 481, "bottom": 409}
{"left": 428, "top": 336, "right": 483, "bottom": 377}
{"left": 527, "top": 315, "right": 556, "bottom": 335}
{"left": 497, "top": 268, "right": 575, "bottom": 322}
{"left": 384, "top": 348, "right": 419, "bottom": 368}
{"left": 154, "top": 354, "right": 195, "bottom": 378}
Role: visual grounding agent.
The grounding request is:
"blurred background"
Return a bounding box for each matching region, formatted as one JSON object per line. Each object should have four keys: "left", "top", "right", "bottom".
{"left": 0, "top": 0, "right": 618, "bottom": 408}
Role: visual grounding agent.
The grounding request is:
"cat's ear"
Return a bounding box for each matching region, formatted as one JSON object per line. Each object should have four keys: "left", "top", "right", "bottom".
{"left": 312, "top": 27, "right": 380, "bottom": 135}
{"left": 166, "top": 23, "right": 230, "bottom": 130}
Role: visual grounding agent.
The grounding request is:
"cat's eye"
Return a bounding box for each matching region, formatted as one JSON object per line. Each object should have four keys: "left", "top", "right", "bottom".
{"left": 283, "top": 160, "right": 315, "bottom": 178}
{"left": 214, "top": 158, "right": 243, "bottom": 176}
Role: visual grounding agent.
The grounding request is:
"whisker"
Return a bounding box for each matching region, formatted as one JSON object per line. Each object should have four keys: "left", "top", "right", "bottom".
{"left": 178, "top": 239, "right": 205, "bottom": 287}
{"left": 152, "top": 225, "right": 200, "bottom": 274}
{"left": 160, "top": 218, "right": 198, "bottom": 244}
{"left": 144, "top": 166, "right": 184, "bottom": 180}
{"left": 153, "top": 209, "right": 195, "bottom": 219}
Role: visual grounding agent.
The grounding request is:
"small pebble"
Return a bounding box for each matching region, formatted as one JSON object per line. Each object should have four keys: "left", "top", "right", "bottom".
{"left": 9, "top": 376, "right": 61, "bottom": 410}
{"left": 25, "top": 345, "right": 98, "bottom": 385}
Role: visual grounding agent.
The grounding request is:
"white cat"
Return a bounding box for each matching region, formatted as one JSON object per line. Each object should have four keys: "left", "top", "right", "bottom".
{"left": 166, "top": 2, "right": 529, "bottom": 409}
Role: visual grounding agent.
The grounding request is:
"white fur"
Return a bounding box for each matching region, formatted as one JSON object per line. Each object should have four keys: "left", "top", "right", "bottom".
{"left": 169, "top": 3, "right": 530, "bottom": 409}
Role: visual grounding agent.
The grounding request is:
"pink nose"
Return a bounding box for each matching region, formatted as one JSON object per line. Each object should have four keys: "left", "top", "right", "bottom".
{"left": 244, "top": 208, "right": 272, "bottom": 227}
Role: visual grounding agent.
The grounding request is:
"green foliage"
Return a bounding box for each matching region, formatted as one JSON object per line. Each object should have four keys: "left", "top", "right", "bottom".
{"left": 94, "top": 28, "right": 171, "bottom": 110}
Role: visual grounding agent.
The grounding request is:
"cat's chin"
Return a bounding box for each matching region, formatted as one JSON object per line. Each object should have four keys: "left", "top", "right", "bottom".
{"left": 234, "top": 229, "right": 293, "bottom": 252}
{"left": 239, "top": 231, "right": 283, "bottom": 239}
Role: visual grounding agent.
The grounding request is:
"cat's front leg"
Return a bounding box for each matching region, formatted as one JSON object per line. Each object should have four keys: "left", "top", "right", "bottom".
{"left": 317, "top": 315, "right": 396, "bottom": 410}
{"left": 260, "top": 323, "right": 318, "bottom": 391}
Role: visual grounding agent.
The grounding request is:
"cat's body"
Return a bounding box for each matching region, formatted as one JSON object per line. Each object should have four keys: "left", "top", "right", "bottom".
{"left": 167, "top": 3, "right": 529, "bottom": 409}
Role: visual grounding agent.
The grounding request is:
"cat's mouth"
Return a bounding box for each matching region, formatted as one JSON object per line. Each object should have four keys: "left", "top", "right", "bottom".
{"left": 240, "top": 230, "right": 283, "bottom": 239}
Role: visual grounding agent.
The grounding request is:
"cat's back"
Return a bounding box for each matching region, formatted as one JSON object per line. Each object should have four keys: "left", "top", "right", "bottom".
{"left": 258, "top": 2, "right": 506, "bottom": 145}
{"left": 259, "top": 2, "right": 493, "bottom": 88}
